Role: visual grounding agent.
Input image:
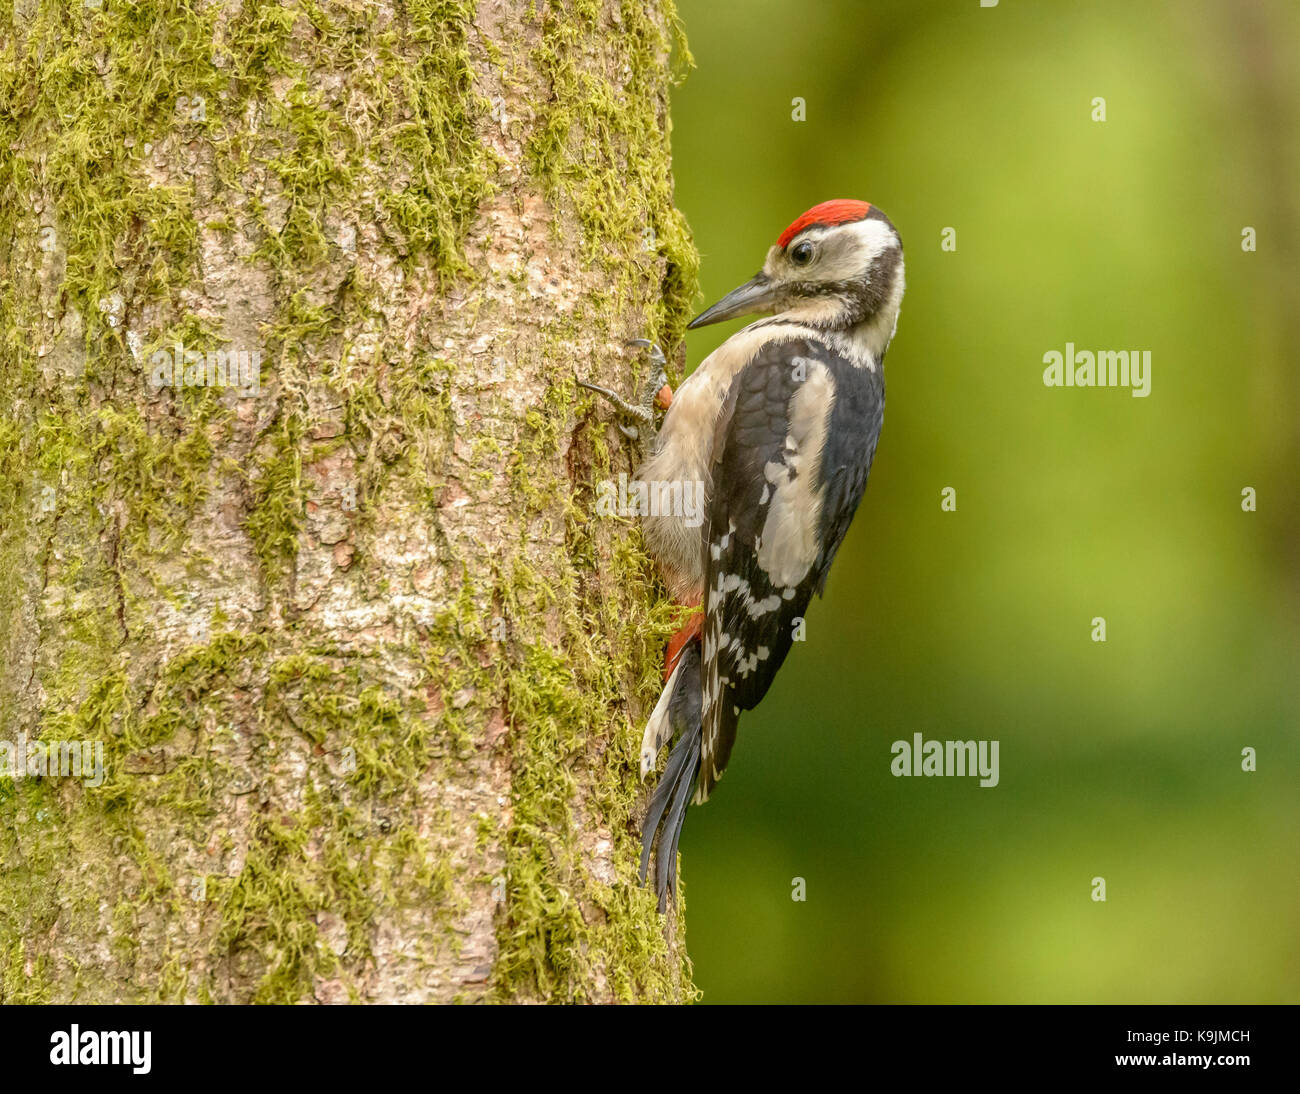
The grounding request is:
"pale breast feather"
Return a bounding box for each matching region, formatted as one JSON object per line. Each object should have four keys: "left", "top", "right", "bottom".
{"left": 696, "top": 336, "right": 884, "bottom": 801}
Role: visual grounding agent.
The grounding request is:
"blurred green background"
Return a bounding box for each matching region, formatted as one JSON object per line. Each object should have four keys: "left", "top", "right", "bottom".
{"left": 669, "top": 0, "right": 1299, "bottom": 1002}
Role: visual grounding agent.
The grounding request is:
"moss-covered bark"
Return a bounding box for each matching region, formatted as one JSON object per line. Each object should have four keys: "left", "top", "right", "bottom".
{"left": 0, "top": 0, "right": 698, "bottom": 1003}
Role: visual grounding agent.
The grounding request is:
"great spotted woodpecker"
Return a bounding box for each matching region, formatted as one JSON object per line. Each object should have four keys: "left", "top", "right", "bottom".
{"left": 580, "top": 200, "right": 905, "bottom": 909}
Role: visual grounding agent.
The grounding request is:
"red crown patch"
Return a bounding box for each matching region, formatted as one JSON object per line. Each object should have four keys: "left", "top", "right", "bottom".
{"left": 776, "top": 199, "right": 872, "bottom": 249}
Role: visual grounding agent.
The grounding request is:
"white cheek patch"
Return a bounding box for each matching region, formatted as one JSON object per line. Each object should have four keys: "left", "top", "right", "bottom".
{"left": 756, "top": 362, "right": 833, "bottom": 587}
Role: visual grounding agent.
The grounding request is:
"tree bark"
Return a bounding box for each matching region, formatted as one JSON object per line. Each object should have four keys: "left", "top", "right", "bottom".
{"left": 0, "top": 0, "right": 697, "bottom": 1003}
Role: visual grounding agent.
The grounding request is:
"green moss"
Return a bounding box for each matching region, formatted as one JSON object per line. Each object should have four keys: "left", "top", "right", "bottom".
{"left": 0, "top": 619, "right": 465, "bottom": 1002}
{"left": 494, "top": 640, "right": 690, "bottom": 1001}
{"left": 87, "top": 401, "right": 221, "bottom": 555}
{"left": 3, "top": 1, "right": 225, "bottom": 311}
{"left": 110, "top": 900, "right": 140, "bottom": 967}
{"left": 525, "top": 0, "right": 699, "bottom": 350}
{"left": 375, "top": 0, "right": 498, "bottom": 280}
{"left": 2, "top": 942, "right": 52, "bottom": 1005}
{"left": 245, "top": 410, "right": 306, "bottom": 583}
{"left": 418, "top": 578, "right": 499, "bottom": 754}
{"left": 488, "top": 357, "right": 698, "bottom": 998}
{"left": 0, "top": 0, "right": 697, "bottom": 1003}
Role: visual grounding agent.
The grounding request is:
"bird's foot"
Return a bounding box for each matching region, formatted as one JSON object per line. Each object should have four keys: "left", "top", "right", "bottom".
{"left": 575, "top": 339, "right": 672, "bottom": 441}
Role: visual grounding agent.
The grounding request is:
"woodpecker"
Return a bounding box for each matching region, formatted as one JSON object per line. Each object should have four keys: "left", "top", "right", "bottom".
{"left": 580, "top": 200, "right": 904, "bottom": 909}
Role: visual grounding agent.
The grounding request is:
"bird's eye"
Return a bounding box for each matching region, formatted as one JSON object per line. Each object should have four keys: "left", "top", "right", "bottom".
{"left": 790, "top": 241, "right": 815, "bottom": 267}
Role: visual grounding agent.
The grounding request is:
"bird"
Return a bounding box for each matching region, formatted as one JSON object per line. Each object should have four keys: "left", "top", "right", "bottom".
{"left": 579, "top": 199, "right": 905, "bottom": 909}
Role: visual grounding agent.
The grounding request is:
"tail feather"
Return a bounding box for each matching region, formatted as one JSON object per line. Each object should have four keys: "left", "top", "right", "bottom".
{"left": 656, "top": 742, "right": 699, "bottom": 907}
{"left": 639, "top": 655, "right": 684, "bottom": 778}
{"left": 638, "top": 640, "right": 703, "bottom": 911}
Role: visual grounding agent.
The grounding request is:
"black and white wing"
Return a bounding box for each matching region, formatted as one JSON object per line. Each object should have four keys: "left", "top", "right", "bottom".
{"left": 697, "top": 334, "right": 885, "bottom": 801}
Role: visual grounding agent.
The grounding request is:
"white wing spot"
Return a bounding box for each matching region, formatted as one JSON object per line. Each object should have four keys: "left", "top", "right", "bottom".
{"left": 757, "top": 362, "right": 834, "bottom": 587}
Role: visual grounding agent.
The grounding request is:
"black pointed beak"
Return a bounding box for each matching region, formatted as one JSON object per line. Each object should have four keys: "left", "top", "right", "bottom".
{"left": 687, "top": 272, "right": 778, "bottom": 329}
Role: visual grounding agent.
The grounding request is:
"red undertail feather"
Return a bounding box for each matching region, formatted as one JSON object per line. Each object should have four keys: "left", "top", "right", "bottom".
{"left": 663, "top": 611, "right": 703, "bottom": 682}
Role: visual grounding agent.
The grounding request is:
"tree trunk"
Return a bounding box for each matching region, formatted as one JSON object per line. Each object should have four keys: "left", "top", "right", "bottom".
{"left": 0, "top": 0, "right": 697, "bottom": 1004}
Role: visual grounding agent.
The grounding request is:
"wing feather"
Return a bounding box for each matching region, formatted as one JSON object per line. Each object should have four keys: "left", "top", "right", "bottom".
{"left": 697, "top": 336, "right": 884, "bottom": 800}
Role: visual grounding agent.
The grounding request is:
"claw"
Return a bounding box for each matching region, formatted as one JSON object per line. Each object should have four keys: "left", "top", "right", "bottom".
{"left": 573, "top": 338, "right": 672, "bottom": 443}
{"left": 625, "top": 337, "right": 667, "bottom": 370}
{"left": 574, "top": 373, "right": 651, "bottom": 420}
{"left": 573, "top": 371, "right": 651, "bottom": 440}
{"left": 574, "top": 375, "right": 616, "bottom": 399}
{"left": 626, "top": 339, "right": 670, "bottom": 401}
